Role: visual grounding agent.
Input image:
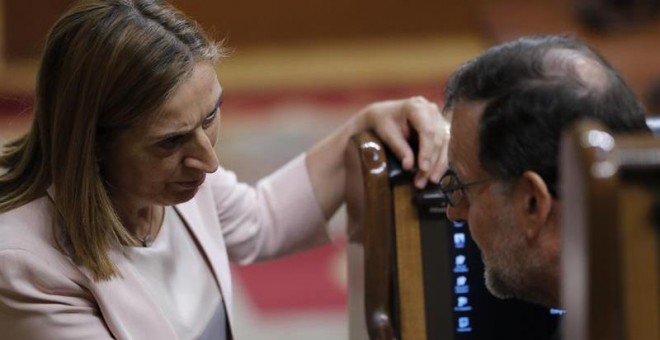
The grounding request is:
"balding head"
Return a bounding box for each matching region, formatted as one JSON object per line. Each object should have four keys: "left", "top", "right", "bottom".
{"left": 541, "top": 48, "right": 609, "bottom": 96}
{"left": 443, "top": 35, "right": 648, "bottom": 197}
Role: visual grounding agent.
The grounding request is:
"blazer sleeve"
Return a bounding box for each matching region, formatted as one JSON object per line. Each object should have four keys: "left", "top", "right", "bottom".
{"left": 0, "top": 249, "right": 114, "bottom": 340}
{"left": 208, "top": 153, "right": 331, "bottom": 264}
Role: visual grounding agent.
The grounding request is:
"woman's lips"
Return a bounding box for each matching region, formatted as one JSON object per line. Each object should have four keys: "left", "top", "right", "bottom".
{"left": 176, "top": 175, "right": 205, "bottom": 189}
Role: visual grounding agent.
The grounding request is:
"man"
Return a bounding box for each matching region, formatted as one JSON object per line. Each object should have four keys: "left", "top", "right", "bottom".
{"left": 438, "top": 35, "right": 649, "bottom": 308}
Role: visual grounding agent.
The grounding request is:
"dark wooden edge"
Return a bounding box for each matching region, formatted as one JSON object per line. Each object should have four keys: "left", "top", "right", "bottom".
{"left": 346, "top": 131, "right": 396, "bottom": 339}
{"left": 561, "top": 119, "right": 624, "bottom": 340}
{"left": 561, "top": 119, "right": 660, "bottom": 340}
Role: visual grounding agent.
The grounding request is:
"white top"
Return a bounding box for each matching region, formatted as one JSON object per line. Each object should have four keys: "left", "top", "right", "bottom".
{"left": 126, "top": 206, "right": 226, "bottom": 340}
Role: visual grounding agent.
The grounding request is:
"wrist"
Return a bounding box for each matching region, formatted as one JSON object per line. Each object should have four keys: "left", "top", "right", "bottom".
{"left": 344, "top": 105, "right": 372, "bottom": 139}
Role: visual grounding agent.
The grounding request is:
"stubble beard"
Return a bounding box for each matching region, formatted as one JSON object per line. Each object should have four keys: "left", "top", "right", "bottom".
{"left": 482, "top": 207, "right": 534, "bottom": 301}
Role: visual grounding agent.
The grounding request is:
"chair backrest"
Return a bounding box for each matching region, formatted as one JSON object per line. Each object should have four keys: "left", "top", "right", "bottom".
{"left": 346, "top": 132, "right": 562, "bottom": 340}
{"left": 561, "top": 119, "right": 660, "bottom": 340}
{"left": 345, "top": 131, "right": 398, "bottom": 339}
{"left": 346, "top": 131, "right": 456, "bottom": 340}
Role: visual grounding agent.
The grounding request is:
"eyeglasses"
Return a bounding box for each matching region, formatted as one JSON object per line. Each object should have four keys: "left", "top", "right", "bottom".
{"left": 439, "top": 168, "right": 495, "bottom": 207}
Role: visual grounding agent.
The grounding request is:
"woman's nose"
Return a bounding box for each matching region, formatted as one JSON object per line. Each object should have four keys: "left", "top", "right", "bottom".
{"left": 184, "top": 131, "right": 219, "bottom": 173}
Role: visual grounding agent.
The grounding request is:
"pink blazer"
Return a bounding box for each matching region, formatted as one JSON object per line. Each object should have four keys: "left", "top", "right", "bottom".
{"left": 0, "top": 155, "right": 329, "bottom": 339}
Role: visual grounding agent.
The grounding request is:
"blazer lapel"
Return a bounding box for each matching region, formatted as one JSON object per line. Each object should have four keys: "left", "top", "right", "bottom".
{"left": 46, "top": 187, "right": 177, "bottom": 340}
{"left": 175, "top": 195, "right": 236, "bottom": 333}
{"left": 79, "top": 249, "right": 178, "bottom": 340}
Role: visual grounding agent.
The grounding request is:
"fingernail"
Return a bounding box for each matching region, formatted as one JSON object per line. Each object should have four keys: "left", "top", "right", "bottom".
{"left": 402, "top": 157, "right": 413, "bottom": 170}
{"left": 420, "top": 159, "right": 430, "bottom": 172}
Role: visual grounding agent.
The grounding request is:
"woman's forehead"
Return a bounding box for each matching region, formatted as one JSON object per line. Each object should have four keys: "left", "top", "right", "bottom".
{"left": 162, "top": 63, "right": 220, "bottom": 111}
{"left": 142, "top": 63, "right": 221, "bottom": 131}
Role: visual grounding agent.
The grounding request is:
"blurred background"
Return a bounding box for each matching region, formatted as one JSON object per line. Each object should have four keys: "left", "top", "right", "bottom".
{"left": 0, "top": 0, "right": 659, "bottom": 338}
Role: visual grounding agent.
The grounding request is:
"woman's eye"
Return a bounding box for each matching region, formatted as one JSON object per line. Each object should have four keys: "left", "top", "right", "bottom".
{"left": 159, "top": 135, "right": 183, "bottom": 150}
{"left": 202, "top": 109, "right": 219, "bottom": 129}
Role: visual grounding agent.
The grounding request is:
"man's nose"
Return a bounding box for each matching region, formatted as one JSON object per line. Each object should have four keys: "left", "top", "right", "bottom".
{"left": 446, "top": 204, "right": 465, "bottom": 223}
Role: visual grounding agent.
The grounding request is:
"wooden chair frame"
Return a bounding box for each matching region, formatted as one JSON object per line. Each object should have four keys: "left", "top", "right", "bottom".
{"left": 561, "top": 120, "right": 660, "bottom": 340}
{"left": 346, "top": 131, "right": 430, "bottom": 340}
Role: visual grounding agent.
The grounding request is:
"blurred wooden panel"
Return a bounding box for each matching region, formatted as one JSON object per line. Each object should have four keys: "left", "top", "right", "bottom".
{"left": 480, "top": 0, "right": 660, "bottom": 111}
{"left": 3, "top": 0, "right": 72, "bottom": 60}
{"left": 170, "top": 0, "right": 479, "bottom": 45}
{"left": 2, "top": 0, "right": 481, "bottom": 60}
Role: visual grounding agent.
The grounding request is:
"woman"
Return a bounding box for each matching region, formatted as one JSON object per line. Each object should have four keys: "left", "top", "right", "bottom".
{"left": 0, "top": 0, "right": 448, "bottom": 339}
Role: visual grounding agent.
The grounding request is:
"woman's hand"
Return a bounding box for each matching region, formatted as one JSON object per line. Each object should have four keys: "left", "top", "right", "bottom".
{"left": 306, "top": 96, "right": 450, "bottom": 219}
{"left": 355, "top": 96, "right": 449, "bottom": 188}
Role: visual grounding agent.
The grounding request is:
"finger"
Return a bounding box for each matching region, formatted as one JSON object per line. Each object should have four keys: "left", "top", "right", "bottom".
{"left": 404, "top": 97, "right": 441, "bottom": 172}
{"left": 414, "top": 169, "right": 430, "bottom": 189}
{"left": 415, "top": 141, "right": 447, "bottom": 188}
{"left": 373, "top": 119, "right": 415, "bottom": 170}
{"left": 429, "top": 141, "right": 449, "bottom": 183}
{"left": 428, "top": 120, "right": 451, "bottom": 182}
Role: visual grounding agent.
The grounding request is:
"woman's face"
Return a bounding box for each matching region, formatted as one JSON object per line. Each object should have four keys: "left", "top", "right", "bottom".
{"left": 102, "top": 62, "right": 222, "bottom": 208}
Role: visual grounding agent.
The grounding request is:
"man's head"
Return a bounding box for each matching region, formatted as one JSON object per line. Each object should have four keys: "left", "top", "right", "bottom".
{"left": 441, "top": 35, "right": 649, "bottom": 307}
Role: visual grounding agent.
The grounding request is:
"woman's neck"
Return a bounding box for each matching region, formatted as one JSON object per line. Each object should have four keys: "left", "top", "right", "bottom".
{"left": 114, "top": 202, "right": 165, "bottom": 244}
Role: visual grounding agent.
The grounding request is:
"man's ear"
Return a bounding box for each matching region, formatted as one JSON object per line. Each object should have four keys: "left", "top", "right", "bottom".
{"left": 514, "top": 171, "right": 554, "bottom": 240}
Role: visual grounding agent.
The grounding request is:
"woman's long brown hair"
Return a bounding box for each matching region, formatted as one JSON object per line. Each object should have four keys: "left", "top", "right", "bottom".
{"left": 0, "top": 0, "right": 223, "bottom": 280}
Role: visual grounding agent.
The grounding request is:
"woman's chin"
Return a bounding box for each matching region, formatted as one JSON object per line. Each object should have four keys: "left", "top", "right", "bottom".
{"left": 164, "top": 187, "right": 200, "bottom": 205}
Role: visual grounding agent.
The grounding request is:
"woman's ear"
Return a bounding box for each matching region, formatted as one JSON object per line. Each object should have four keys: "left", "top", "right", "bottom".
{"left": 514, "top": 171, "right": 554, "bottom": 240}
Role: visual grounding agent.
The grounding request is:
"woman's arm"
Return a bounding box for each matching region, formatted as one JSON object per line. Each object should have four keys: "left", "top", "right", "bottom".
{"left": 217, "top": 96, "right": 448, "bottom": 262}
{"left": 306, "top": 96, "right": 449, "bottom": 219}
{"left": 0, "top": 249, "right": 115, "bottom": 339}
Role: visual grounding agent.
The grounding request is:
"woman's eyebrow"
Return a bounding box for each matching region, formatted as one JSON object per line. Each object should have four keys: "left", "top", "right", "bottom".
{"left": 151, "top": 93, "right": 224, "bottom": 141}
{"left": 206, "top": 92, "right": 223, "bottom": 117}
{"left": 215, "top": 93, "right": 224, "bottom": 110}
